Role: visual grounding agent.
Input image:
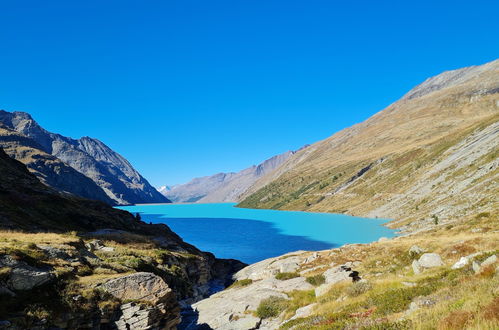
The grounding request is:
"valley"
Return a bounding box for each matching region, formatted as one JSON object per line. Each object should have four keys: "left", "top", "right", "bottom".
{"left": 0, "top": 59, "right": 497, "bottom": 330}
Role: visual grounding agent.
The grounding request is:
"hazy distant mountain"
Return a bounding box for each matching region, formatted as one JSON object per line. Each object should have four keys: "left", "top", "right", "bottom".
{"left": 0, "top": 110, "right": 170, "bottom": 205}
{"left": 161, "top": 150, "right": 299, "bottom": 203}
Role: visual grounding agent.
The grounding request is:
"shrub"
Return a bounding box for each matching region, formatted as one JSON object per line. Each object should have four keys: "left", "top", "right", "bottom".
{"left": 275, "top": 272, "right": 300, "bottom": 281}
{"left": 367, "top": 284, "right": 437, "bottom": 316}
{"left": 475, "top": 212, "right": 490, "bottom": 219}
{"left": 256, "top": 296, "right": 288, "bottom": 319}
{"left": 229, "top": 279, "right": 253, "bottom": 288}
{"left": 346, "top": 281, "right": 372, "bottom": 297}
{"left": 306, "top": 274, "right": 325, "bottom": 286}
{"left": 482, "top": 297, "right": 499, "bottom": 321}
{"left": 438, "top": 311, "right": 474, "bottom": 329}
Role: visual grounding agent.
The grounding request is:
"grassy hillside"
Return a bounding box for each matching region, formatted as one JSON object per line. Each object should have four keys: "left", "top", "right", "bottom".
{"left": 239, "top": 60, "right": 498, "bottom": 232}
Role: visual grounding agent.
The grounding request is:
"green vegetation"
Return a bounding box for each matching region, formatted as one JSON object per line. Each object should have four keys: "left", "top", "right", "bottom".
{"left": 229, "top": 279, "right": 253, "bottom": 288}
{"left": 275, "top": 272, "right": 300, "bottom": 280}
{"left": 306, "top": 274, "right": 325, "bottom": 286}
{"left": 256, "top": 296, "right": 288, "bottom": 319}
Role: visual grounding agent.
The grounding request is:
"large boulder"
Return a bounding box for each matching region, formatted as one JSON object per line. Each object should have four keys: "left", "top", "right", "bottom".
{"left": 100, "top": 272, "right": 180, "bottom": 330}
{"left": 0, "top": 255, "right": 54, "bottom": 291}
{"left": 115, "top": 301, "right": 180, "bottom": 330}
{"left": 99, "top": 272, "right": 173, "bottom": 304}
{"left": 315, "top": 264, "right": 360, "bottom": 297}
{"left": 418, "top": 253, "right": 444, "bottom": 268}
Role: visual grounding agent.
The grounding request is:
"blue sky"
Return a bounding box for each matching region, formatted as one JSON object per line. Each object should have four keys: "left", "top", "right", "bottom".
{"left": 1, "top": 1, "right": 498, "bottom": 186}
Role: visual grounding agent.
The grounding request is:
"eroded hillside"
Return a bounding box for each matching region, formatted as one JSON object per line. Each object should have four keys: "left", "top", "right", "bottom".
{"left": 239, "top": 59, "right": 499, "bottom": 232}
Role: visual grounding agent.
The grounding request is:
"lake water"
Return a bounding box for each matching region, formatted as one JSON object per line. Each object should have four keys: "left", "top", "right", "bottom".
{"left": 118, "top": 203, "right": 395, "bottom": 264}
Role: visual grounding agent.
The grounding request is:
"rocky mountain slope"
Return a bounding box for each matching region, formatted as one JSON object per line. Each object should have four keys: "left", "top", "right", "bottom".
{"left": 0, "top": 124, "right": 115, "bottom": 204}
{"left": 0, "top": 146, "right": 244, "bottom": 329}
{"left": 239, "top": 59, "right": 499, "bottom": 232}
{"left": 0, "top": 110, "right": 170, "bottom": 205}
{"left": 163, "top": 151, "right": 297, "bottom": 203}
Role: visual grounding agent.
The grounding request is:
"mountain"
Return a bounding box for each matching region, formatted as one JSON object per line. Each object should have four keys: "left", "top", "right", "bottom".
{"left": 0, "top": 146, "right": 244, "bottom": 328}
{"left": 162, "top": 150, "right": 297, "bottom": 203}
{"left": 0, "top": 123, "right": 115, "bottom": 204}
{"left": 0, "top": 110, "right": 170, "bottom": 205}
{"left": 239, "top": 59, "right": 499, "bottom": 232}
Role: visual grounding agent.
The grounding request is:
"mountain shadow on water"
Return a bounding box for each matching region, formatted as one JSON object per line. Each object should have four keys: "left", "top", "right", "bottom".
{"left": 138, "top": 214, "right": 337, "bottom": 264}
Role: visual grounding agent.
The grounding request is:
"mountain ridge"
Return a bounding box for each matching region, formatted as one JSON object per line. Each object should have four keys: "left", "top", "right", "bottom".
{"left": 161, "top": 150, "right": 298, "bottom": 203}
{"left": 238, "top": 59, "right": 499, "bottom": 232}
{"left": 0, "top": 110, "right": 170, "bottom": 205}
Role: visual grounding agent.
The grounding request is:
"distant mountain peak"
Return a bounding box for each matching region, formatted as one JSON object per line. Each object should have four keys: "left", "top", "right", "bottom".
{"left": 161, "top": 149, "right": 301, "bottom": 203}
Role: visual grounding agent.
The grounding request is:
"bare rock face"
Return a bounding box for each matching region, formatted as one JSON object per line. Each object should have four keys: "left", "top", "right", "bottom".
{"left": 100, "top": 272, "right": 174, "bottom": 304}
{"left": 0, "top": 110, "right": 170, "bottom": 205}
{"left": 100, "top": 272, "right": 180, "bottom": 330}
{"left": 0, "top": 255, "right": 54, "bottom": 291}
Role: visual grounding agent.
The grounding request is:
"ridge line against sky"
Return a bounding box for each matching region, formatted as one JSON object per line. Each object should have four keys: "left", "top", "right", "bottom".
{"left": 1, "top": 0, "right": 498, "bottom": 186}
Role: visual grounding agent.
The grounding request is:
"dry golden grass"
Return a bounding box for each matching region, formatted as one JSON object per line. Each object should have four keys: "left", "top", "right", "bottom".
{"left": 0, "top": 230, "right": 79, "bottom": 246}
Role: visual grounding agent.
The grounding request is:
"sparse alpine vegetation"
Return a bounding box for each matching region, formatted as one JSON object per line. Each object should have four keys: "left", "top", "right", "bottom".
{"left": 238, "top": 59, "right": 499, "bottom": 234}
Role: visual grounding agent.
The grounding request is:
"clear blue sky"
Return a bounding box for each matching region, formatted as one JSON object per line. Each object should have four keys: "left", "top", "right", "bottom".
{"left": 1, "top": 1, "right": 498, "bottom": 186}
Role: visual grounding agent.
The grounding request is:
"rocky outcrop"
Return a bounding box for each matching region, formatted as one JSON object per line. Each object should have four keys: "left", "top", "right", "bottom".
{"left": 100, "top": 273, "right": 180, "bottom": 330}
{"left": 0, "top": 110, "right": 170, "bottom": 205}
{"left": 162, "top": 150, "right": 298, "bottom": 203}
{"left": 188, "top": 251, "right": 364, "bottom": 329}
{"left": 0, "top": 255, "right": 54, "bottom": 291}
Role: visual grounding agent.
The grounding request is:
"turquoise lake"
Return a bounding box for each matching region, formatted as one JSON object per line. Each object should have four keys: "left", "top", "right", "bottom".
{"left": 118, "top": 203, "right": 395, "bottom": 264}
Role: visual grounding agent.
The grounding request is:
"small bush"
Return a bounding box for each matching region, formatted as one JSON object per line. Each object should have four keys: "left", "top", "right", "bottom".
{"left": 306, "top": 274, "right": 325, "bottom": 286}
{"left": 438, "top": 311, "right": 474, "bottom": 329}
{"left": 275, "top": 272, "right": 300, "bottom": 281}
{"left": 229, "top": 279, "right": 253, "bottom": 288}
{"left": 482, "top": 297, "right": 499, "bottom": 321}
{"left": 475, "top": 212, "right": 490, "bottom": 219}
{"left": 346, "top": 281, "right": 372, "bottom": 297}
{"left": 76, "top": 264, "right": 93, "bottom": 276}
{"left": 256, "top": 296, "right": 288, "bottom": 319}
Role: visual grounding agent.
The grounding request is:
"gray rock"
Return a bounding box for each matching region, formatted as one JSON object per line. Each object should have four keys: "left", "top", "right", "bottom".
{"left": 37, "top": 245, "right": 72, "bottom": 260}
{"left": 472, "top": 261, "right": 481, "bottom": 273}
{"left": 481, "top": 255, "right": 497, "bottom": 267}
{"left": 315, "top": 265, "right": 358, "bottom": 297}
{"left": 402, "top": 282, "right": 417, "bottom": 287}
{"left": 409, "top": 245, "right": 425, "bottom": 255}
{"left": 412, "top": 260, "right": 422, "bottom": 274}
{"left": 418, "top": 253, "right": 444, "bottom": 268}
{"left": 0, "top": 255, "right": 54, "bottom": 291}
{"left": 100, "top": 272, "right": 173, "bottom": 304}
{"left": 451, "top": 252, "right": 482, "bottom": 269}
{"left": 279, "top": 261, "right": 300, "bottom": 273}
{"left": 115, "top": 302, "right": 179, "bottom": 330}
{"left": 452, "top": 256, "right": 470, "bottom": 269}
{"left": 289, "top": 303, "right": 317, "bottom": 321}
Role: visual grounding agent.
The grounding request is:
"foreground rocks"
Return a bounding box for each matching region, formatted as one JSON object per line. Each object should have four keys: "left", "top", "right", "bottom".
{"left": 0, "top": 255, "right": 54, "bottom": 291}
{"left": 412, "top": 253, "right": 444, "bottom": 274}
{"left": 188, "top": 252, "right": 362, "bottom": 329}
{"left": 100, "top": 273, "right": 180, "bottom": 330}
